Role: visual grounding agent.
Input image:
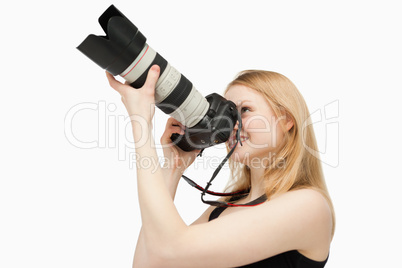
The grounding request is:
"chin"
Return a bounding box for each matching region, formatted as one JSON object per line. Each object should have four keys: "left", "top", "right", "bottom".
{"left": 230, "top": 143, "right": 276, "bottom": 167}
{"left": 229, "top": 143, "right": 252, "bottom": 165}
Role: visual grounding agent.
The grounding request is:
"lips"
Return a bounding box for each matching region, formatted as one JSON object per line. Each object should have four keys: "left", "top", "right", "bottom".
{"left": 227, "top": 134, "right": 249, "bottom": 149}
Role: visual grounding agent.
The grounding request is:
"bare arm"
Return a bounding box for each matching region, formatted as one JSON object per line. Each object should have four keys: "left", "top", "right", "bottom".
{"left": 107, "top": 66, "right": 200, "bottom": 266}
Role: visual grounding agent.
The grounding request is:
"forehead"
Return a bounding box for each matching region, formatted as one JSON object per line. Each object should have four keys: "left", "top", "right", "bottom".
{"left": 224, "top": 84, "right": 264, "bottom": 105}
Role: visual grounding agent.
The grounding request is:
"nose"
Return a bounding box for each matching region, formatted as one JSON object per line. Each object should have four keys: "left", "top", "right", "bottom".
{"left": 233, "top": 121, "right": 239, "bottom": 131}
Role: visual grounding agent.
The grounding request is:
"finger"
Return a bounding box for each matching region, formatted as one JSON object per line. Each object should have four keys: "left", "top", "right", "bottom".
{"left": 162, "top": 125, "right": 185, "bottom": 139}
{"left": 167, "top": 117, "right": 178, "bottom": 126}
{"left": 142, "top": 65, "right": 160, "bottom": 91}
{"left": 121, "top": 96, "right": 127, "bottom": 109}
{"left": 170, "top": 125, "right": 185, "bottom": 135}
{"left": 160, "top": 125, "right": 184, "bottom": 145}
{"left": 106, "top": 71, "right": 128, "bottom": 94}
{"left": 165, "top": 122, "right": 185, "bottom": 137}
{"left": 160, "top": 131, "right": 175, "bottom": 146}
{"left": 167, "top": 117, "right": 185, "bottom": 130}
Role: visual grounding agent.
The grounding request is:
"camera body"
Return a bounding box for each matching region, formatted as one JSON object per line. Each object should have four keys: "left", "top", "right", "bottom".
{"left": 77, "top": 5, "right": 238, "bottom": 151}
{"left": 171, "top": 93, "right": 237, "bottom": 151}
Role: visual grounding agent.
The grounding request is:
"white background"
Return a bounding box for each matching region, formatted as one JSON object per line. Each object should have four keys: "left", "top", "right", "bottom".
{"left": 1, "top": 0, "right": 401, "bottom": 267}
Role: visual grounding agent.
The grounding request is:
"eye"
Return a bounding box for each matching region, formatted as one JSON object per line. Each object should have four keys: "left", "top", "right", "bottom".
{"left": 241, "top": 107, "right": 251, "bottom": 113}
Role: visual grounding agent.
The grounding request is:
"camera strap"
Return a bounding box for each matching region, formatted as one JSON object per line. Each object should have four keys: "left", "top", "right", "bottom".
{"left": 181, "top": 114, "right": 267, "bottom": 207}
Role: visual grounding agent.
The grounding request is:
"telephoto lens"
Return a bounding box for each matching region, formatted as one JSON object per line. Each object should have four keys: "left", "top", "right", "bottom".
{"left": 77, "top": 5, "right": 209, "bottom": 128}
{"left": 77, "top": 5, "right": 239, "bottom": 151}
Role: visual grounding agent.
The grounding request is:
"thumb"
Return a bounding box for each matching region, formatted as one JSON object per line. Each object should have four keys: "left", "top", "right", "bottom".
{"left": 143, "top": 65, "right": 160, "bottom": 91}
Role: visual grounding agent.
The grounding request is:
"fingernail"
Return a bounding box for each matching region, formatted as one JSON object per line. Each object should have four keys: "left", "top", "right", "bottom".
{"left": 151, "top": 65, "right": 159, "bottom": 72}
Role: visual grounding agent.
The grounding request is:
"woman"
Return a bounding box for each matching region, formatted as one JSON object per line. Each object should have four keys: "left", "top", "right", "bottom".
{"left": 106, "top": 65, "right": 335, "bottom": 268}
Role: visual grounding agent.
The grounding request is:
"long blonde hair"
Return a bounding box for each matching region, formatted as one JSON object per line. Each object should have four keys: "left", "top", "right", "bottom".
{"left": 224, "top": 70, "right": 335, "bottom": 237}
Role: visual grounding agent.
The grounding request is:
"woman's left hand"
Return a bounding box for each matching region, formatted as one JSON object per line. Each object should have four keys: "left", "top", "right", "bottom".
{"left": 106, "top": 65, "right": 160, "bottom": 123}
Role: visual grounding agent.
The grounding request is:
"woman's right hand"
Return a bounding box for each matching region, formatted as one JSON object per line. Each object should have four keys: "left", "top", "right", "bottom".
{"left": 160, "top": 118, "right": 201, "bottom": 174}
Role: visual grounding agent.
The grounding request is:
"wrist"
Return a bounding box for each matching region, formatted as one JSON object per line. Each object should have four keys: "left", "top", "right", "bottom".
{"left": 131, "top": 117, "right": 153, "bottom": 146}
{"left": 162, "top": 164, "right": 185, "bottom": 178}
{"left": 130, "top": 114, "right": 153, "bottom": 129}
{"left": 161, "top": 165, "right": 185, "bottom": 200}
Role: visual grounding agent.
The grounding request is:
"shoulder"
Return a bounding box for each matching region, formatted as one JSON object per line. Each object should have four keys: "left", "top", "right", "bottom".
{"left": 272, "top": 188, "right": 331, "bottom": 213}
{"left": 268, "top": 188, "right": 332, "bottom": 233}
{"left": 266, "top": 188, "right": 332, "bottom": 258}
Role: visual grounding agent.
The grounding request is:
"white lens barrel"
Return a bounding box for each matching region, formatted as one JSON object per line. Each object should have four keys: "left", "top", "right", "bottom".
{"left": 154, "top": 63, "right": 181, "bottom": 103}
{"left": 168, "top": 86, "right": 210, "bottom": 127}
{"left": 119, "top": 44, "right": 209, "bottom": 128}
{"left": 121, "top": 44, "right": 155, "bottom": 84}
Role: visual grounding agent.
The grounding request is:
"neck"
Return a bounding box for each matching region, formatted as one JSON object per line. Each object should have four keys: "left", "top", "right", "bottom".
{"left": 245, "top": 152, "right": 278, "bottom": 201}
{"left": 246, "top": 166, "right": 266, "bottom": 201}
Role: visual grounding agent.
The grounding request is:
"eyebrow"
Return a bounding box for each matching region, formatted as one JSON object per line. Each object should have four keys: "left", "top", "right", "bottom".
{"left": 237, "top": 100, "right": 253, "bottom": 106}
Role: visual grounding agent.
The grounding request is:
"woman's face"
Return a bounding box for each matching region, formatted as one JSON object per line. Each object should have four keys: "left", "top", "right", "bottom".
{"left": 224, "top": 85, "right": 289, "bottom": 167}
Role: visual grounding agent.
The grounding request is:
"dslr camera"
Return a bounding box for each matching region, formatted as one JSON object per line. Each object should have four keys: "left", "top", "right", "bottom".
{"left": 77, "top": 5, "right": 238, "bottom": 151}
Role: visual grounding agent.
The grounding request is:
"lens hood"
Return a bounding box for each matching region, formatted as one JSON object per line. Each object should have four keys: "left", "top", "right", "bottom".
{"left": 77, "top": 5, "right": 146, "bottom": 75}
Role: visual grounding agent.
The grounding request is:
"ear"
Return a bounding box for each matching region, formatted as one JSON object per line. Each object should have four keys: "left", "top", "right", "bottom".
{"left": 279, "top": 107, "right": 294, "bottom": 132}
{"left": 285, "top": 113, "right": 294, "bottom": 131}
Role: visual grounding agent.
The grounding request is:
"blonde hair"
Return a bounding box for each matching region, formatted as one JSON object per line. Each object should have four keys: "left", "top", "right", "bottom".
{"left": 224, "top": 70, "right": 335, "bottom": 237}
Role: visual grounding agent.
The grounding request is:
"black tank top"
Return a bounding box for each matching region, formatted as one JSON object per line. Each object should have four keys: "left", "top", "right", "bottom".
{"left": 208, "top": 205, "right": 328, "bottom": 268}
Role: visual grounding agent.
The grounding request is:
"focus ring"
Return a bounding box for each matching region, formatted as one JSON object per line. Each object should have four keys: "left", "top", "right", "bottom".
{"left": 157, "top": 74, "right": 193, "bottom": 114}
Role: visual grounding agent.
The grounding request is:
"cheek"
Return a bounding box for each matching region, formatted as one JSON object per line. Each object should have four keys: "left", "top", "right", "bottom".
{"left": 244, "top": 118, "right": 287, "bottom": 150}
{"left": 243, "top": 117, "right": 274, "bottom": 146}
